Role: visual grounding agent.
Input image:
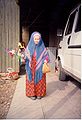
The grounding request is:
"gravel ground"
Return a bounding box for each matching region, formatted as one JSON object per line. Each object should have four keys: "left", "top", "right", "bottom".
{"left": 0, "top": 75, "right": 18, "bottom": 119}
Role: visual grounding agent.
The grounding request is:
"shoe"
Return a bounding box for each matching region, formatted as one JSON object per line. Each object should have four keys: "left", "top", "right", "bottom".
{"left": 37, "top": 96, "right": 42, "bottom": 99}
{"left": 30, "top": 96, "right": 36, "bottom": 100}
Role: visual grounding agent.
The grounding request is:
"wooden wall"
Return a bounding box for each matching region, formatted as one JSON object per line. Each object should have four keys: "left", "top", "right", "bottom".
{"left": 22, "top": 27, "right": 29, "bottom": 46}
{"left": 0, "top": 0, "right": 20, "bottom": 72}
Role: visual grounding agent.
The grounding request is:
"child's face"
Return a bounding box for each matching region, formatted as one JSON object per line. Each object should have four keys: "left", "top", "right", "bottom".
{"left": 33, "top": 35, "right": 40, "bottom": 44}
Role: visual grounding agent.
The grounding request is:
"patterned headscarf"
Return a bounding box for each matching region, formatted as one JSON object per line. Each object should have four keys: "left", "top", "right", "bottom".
{"left": 25, "top": 31, "right": 49, "bottom": 84}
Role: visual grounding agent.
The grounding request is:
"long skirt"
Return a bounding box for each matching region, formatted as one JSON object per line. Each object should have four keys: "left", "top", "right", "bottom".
{"left": 26, "top": 55, "right": 46, "bottom": 97}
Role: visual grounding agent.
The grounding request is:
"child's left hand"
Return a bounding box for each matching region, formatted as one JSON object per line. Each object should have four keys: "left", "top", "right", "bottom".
{"left": 44, "top": 60, "right": 47, "bottom": 63}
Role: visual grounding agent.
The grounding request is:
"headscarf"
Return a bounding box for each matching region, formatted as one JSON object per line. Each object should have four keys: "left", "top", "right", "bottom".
{"left": 25, "top": 31, "right": 49, "bottom": 84}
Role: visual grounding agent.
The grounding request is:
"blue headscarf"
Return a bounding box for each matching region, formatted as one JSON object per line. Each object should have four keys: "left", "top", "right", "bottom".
{"left": 25, "top": 31, "right": 49, "bottom": 84}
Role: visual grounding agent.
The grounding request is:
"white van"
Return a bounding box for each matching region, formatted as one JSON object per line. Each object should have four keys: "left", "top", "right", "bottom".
{"left": 58, "top": 4, "right": 81, "bottom": 82}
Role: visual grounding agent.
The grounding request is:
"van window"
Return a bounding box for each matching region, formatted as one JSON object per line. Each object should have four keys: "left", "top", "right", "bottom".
{"left": 75, "top": 7, "right": 81, "bottom": 32}
{"left": 65, "top": 11, "right": 76, "bottom": 35}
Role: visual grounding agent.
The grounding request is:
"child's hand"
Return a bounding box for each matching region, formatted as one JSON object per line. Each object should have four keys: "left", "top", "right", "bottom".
{"left": 25, "top": 52, "right": 30, "bottom": 59}
{"left": 44, "top": 60, "right": 47, "bottom": 63}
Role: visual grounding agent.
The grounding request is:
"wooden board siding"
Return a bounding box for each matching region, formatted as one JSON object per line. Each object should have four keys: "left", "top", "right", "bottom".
{"left": 0, "top": 0, "right": 20, "bottom": 72}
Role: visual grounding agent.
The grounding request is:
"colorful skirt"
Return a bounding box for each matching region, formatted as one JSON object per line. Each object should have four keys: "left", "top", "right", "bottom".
{"left": 26, "top": 56, "right": 46, "bottom": 97}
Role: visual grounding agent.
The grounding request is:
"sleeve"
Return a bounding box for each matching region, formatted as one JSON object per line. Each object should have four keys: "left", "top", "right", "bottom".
{"left": 44, "top": 50, "right": 50, "bottom": 63}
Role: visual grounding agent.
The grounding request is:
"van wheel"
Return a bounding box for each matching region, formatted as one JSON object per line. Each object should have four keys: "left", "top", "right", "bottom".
{"left": 59, "top": 69, "right": 66, "bottom": 80}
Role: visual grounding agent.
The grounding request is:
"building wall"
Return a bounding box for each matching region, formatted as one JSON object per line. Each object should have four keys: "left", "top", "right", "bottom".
{"left": 22, "top": 27, "right": 29, "bottom": 46}
{"left": 47, "top": 47, "right": 57, "bottom": 71}
{"left": 48, "top": 29, "right": 62, "bottom": 71}
{"left": 0, "top": 0, "right": 20, "bottom": 72}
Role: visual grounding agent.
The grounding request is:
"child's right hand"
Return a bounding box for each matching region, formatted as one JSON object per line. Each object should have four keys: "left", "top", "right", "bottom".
{"left": 25, "top": 51, "right": 30, "bottom": 60}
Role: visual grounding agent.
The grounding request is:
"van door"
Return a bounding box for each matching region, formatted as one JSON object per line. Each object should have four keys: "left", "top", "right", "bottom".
{"left": 62, "top": 6, "right": 81, "bottom": 81}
